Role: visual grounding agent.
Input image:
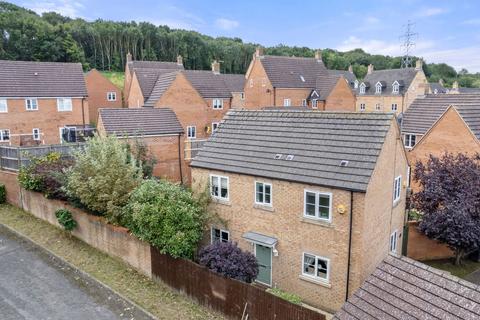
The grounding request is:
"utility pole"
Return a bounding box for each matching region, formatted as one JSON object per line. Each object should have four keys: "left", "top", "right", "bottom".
{"left": 399, "top": 20, "right": 418, "bottom": 68}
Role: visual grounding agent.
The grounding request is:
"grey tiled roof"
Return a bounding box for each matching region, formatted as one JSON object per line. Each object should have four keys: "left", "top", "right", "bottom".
{"left": 133, "top": 68, "right": 180, "bottom": 100}
{"left": 429, "top": 82, "right": 447, "bottom": 94}
{"left": 0, "top": 60, "right": 87, "bottom": 97}
{"left": 221, "top": 74, "right": 245, "bottom": 93}
{"left": 329, "top": 70, "right": 357, "bottom": 88}
{"left": 334, "top": 255, "right": 480, "bottom": 320}
{"left": 458, "top": 87, "right": 480, "bottom": 94}
{"left": 99, "top": 108, "right": 183, "bottom": 136}
{"left": 312, "top": 73, "right": 343, "bottom": 100}
{"left": 128, "top": 60, "right": 183, "bottom": 75}
{"left": 360, "top": 68, "right": 419, "bottom": 96}
{"left": 191, "top": 110, "right": 394, "bottom": 192}
{"left": 402, "top": 94, "right": 480, "bottom": 139}
{"left": 144, "top": 71, "right": 179, "bottom": 106}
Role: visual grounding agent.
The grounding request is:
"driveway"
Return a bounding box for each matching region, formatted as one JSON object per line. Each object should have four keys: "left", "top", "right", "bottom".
{"left": 0, "top": 227, "right": 154, "bottom": 320}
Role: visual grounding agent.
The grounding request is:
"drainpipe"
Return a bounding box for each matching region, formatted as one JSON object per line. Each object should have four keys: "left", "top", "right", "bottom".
{"left": 177, "top": 134, "right": 184, "bottom": 185}
{"left": 81, "top": 98, "right": 86, "bottom": 128}
{"left": 345, "top": 190, "right": 354, "bottom": 301}
{"left": 273, "top": 87, "right": 276, "bottom": 106}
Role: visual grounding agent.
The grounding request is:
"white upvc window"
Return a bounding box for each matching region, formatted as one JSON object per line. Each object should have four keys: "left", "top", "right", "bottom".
{"left": 212, "top": 122, "right": 219, "bottom": 133}
{"left": 359, "top": 83, "right": 366, "bottom": 94}
{"left": 283, "top": 98, "right": 291, "bottom": 107}
{"left": 375, "top": 83, "right": 382, "bottom": 94}
{"left": 390, "top": 230, "right": 398, "bottom": 254}
{"left": 304, "top": 190, "right": 332, "bottom": 222}
{"left": 375, "top": 103, "right": 381, "bottom": 111}
{"left": 302, "top": 99, "right": 307, "bottom": 107}
{"left": 211, "top": 227, "right": 229, "bottom": 244}
{"left": 240, "top": 92, "right": 245, "bottom": 100}
{"left": 404, "top": 134, "right": 416, "bottom": 148}
{"left": 393, "top": 176, "right": 402, "bottom": 203}
{"left": 107, "top": 92, "right": 117, "bottom": 101}
{"left": 210, "top": 175, "right": 229, "bottom": 201}
{"left": 255, "top": 181, "right": 272, "bottom": 206}
{"left": 57, "top": 98, "right": 72, "bottom": 111}
{"left": 302, "top": 252, "right": 329, "bottom": 282}
{"left": 0, "top": 129, "right": 10, "bottom": 141}
{"left": 312, "top": 99, "right": 318, "bottom": 109}
{"left": 212, "top": 98, "right": 223, "bottom": 109}
{"left": 360, "top": 103, "right": 366, "bottom": 111}
{"left": 391, "top": 103, "right": 398, "bottom": 111}
{"left": 32, "top": 128, "right": 41, "bottom": 141}
{"left": 25, "top": 98, "right": 38, "bottom": 110}
{"left": 187, "top": 126, "right": 196, "bottom": 139}
{"left": 0, "top": 99, "right": 7, "bottom": 112}
{"left": 354, "top": 80, "right": 359, "bottom": 89}
{"left": 392, "top": 82, "right": 400, "bottom": 94}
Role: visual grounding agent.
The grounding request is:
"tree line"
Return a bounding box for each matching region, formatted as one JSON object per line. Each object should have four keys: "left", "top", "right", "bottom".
{"left": 0, "top": 1, "right": 479, "bottom": 87}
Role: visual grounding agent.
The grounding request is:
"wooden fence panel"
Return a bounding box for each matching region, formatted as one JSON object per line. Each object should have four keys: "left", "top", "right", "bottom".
{"left": 150, "top": 247, "right": 325, "bottom": 320}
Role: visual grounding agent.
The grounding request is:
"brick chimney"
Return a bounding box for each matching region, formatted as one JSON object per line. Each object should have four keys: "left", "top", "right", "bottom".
{"left": 177, "top": 55, "right": 183, "bottom": 66}
{"left": 439, "top": 78, "right": 444, "bottom": 86}
{"left": 211, "top": 60, "right": 220, "bottom": 74}
{"left": 348, "top": 65, "right": 353, "bottom": 73}
{"left": 415, "top": 58, "right": 423, "bottom": 70}
{"left": 453, "top": 80, "right": 459, "bottom": 89}
{"left": 367, "top": 64, "right": 374, "bottom": 74}
{"left": 126, "top": 52, "right": 132, "bottom": 63}
{"left": 254, "top": 46, "right": 264, "bottom": 59}
{"left": 315, "top": 50, "right": 322, "bottom": 61}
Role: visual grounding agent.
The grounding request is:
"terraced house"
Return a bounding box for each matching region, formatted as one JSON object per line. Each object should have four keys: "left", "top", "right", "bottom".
{"left": 244, "top": 48, "right": 356, "bottom": 111}
{"left": 356, "top": 60, "right": 428, "bottom": 114}
{"left": 190, "top": 110, "right": 408, "bottom": 313}
{"left": 85, "top": 69, "right": 122, "bottom": 124}
{"left": 0, "top": 60, "right": 89, "bottom": 146}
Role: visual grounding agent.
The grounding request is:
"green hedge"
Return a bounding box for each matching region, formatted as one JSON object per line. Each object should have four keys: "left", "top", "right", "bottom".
{"left": 0, "top": 184, "right": 6, "bottom": 204}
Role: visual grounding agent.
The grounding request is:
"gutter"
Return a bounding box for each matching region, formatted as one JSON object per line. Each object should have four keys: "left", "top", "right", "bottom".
{"left": 345, "top": 190, "right": 354, "bottom": 301}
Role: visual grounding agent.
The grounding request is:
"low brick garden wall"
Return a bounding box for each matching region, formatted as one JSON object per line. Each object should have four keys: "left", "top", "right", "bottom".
{"left": 406, "top": 221, "right": 453, "bottom": 261}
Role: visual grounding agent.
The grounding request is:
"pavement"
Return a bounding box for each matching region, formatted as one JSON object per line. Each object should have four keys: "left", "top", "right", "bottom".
{"left": 0, "top": 226, "right": 154, "bottom": 320}
{"left": 465, "top": 268, "right": 480, "bottom": 285}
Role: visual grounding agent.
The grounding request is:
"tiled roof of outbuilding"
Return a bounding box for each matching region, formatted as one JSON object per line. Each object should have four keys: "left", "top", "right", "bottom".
{"left": 360, "top": 68, "right": 419, "bottom": 96}
{"left": 334, "top": 255, "right": 480, "bottom": 320}
{"left": 99, "top": 107, "right": 183, "bottom": 137}
{"left": 0, "top": 60, "right": 87, "bottom": 97}
{"left": 191, "top": 110, "right": 394, "bottom": 192}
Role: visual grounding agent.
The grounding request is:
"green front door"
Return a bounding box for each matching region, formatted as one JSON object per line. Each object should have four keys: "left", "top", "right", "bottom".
{"left": 255, "top": 244, "right": 272, "bottom": 286}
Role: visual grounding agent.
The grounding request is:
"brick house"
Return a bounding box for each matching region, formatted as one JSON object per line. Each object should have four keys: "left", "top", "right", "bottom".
{"left": 190, "top": 110, "right": 408, "bottom": 312}
{"left": 356, "top": 60, "right": 428, "bottom": 114}
{"left": 85, "top": 69, "right": 122, "bottom": 124}
{"left": 97, "top": 108, "right": 185, "bottom": 182}
{"left": 334, "top": 255, "right": 480, "bottom": 319}
{"left": 243, "top": 48, "right": 356, "bottom": 111}
{"left": 124, "top": 53, "right": 184, "bottom": 108}
{"left": 0, "top": 60, "right": 89, "bottom": 146}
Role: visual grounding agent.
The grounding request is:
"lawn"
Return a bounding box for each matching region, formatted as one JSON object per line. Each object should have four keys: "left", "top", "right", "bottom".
{"left": 0, "top": 204, "right": 223, "bottom": 320}
{"left": 102, "top": 71, "right": 125, "bottom": 90}
{"left": 424, "top": 258, "right": 480, "bottom": 279}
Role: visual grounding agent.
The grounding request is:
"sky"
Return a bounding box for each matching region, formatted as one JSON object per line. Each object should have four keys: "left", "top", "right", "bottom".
{"left": 14, "top": 0, "right": 480, "bottom": 72}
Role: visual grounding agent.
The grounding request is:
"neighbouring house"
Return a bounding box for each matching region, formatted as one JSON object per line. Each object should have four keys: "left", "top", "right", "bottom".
{"left": 243, "top": 48, "right": 356, "bottom": 111}
{"left": 190, "top": 110, "right": 408, "bottom": 313}
{"left": 0, "top": 60, "right": 90, "bottom": 146}
{"left": 356, "top": 60, "right": 428, "bottom": 114}
{"left": 428, "top": 79, "right": 447, "bottom": 94}
{"left": 334, "top": 255, "right": 480, "bottom": 319}
{"left": 446, "top": 80, "right": 480, "bottom": 94}
{"left": 401, "top": 94, "right": 480, "bottom": 191}
{"left": 124, "top": 53, "right": 185, "bottom": 108}
{"left": 85, "top": 69, "right": 122, "bottom": 124}
{"left": 97, "top": 108, "right": 185, "bottom": 182}
{"left": 329, "top": 65, "right": 359, "bottom": 90}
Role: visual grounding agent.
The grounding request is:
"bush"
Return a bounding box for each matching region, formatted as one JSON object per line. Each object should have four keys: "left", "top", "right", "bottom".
{"left": 18, "top": 152, "right": 72, "bottom": 200}
{"left": 126, "top": 138, "right": 157, "bottom": 178}
{"left": 0, "top": 184, "right": 6, "bottom": 204}
{"left": 55, "top": 209, "right": 77, "bottom": 231}
{"left": 267, "top": 288, "right": 302, "bottom": 305}
{"left": 198, "top": 241, "right": 258, "bottom": 283}
{"left": 65, "top": 135, "right": 142, "bottom": 223}
{"left": 123, "top": 179, "right": 207, "bottom": 259}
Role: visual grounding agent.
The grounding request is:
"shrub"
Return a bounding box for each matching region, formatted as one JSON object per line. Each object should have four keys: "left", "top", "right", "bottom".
{"left": 55, "top": 209, "right": 77, "bottom": 231}
{"left": 65, "top": 135, "right": 142, "bottom": 223}
{"left": 0, "top": 184, "right": 6, "bottom": 204}
{"left": 126, "top": 138, "right": 157, "bottom": 178}
{"left": 123, "top": 179, "right": 207, "bottom": 259}
{"left": 267, "top": 288, "right": 302, "bottom": 305}
{"left": 198, "top": 241, "right": 258, "bottom": 283}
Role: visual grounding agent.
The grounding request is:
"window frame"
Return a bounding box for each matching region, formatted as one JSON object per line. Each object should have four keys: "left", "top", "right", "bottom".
{"left": 210, "top": 227, "right": 230, "bottom": 244}
{"left": 210, "top": 174, "right": 229, "bottom": 201}
{"left": 301, "top": 252, "right": 330, "bottom": 283}
{"left": 392, "top": 82, "right": 400, "bottom": 94}
{"left": 283, "top": 98, "right": 291, "bottom": 107}
{"left": 187, "top": 126, "right": 196, "bottom": 139}
{"left": 391, "top": 103, "right": 398, "bottom": 111}
{"left": 312, "top": 99, "right": 318, "bottom": 109}
{"left": 254, "top": 181, "right": 272, "bottom": 207}
{"left": 25, "top": 98, "right": 38, "bottom": 111}
{"left": 360, "top": 103, "right": 366, "bottom": 111}
{"left": 0, "top": 99, "right": 7, "bottom": 113}
{"left": 375, "top": 83, "right": 382, "bottom": 94}
{"left": 32, "top": 128, "right": 41, "bottom": 141}
{"left": 393, "top": 176, "right": 402, "bottom": 204}
{"left": 240, "top": 92, "right": 245, "bottom": 100}
{"left": 57, "top": 98, "right": 73, "bottom": 112}
{"left": 301, "top": 99, "right": 307, "bottom": 107}
{"left": 211, "top": 122, "right": 219, "bottom": 133}
{"left": 212, "top": 98, "right": 224, "bottom": 110}
{"left": 404, "top": 134, "right": 416, "bottom": 148}
{"left": 0, "top": 129, "right": 10, "bottom": 142}
{"left": 303, "top": 190, "right": 332, "bottom": 223}
{"left": 359, "top": 83, "right": 366, "bottom": 94}
{"left": 375, "top": 103, "right": 381, "bottom": 111}
{"left": 390, "top": 230, "right": 398, "bottom": 253}
{"left": 107, "top": 92, "right": 117, "bottom": 101}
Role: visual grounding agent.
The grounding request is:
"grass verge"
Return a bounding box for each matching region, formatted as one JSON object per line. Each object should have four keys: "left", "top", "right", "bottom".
{"left": 424, "top": 258, "right": 480, "bottom": 279}
{"left": 101, "top": 71, "right": 125, "bottom": 90}
{"left": 0, "top": 204, "right": 223, "bottom": 320}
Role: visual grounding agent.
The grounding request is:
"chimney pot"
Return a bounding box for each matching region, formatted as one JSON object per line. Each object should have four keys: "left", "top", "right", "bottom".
{"left": 415, "top": 58, "right": 423, "bottom": 70}
{"left": 367, "top": 64, "right": 374, "bottom": 74}
{"left": 315, "top": 50, "right": 322, "bottom": 61}
{"left": 177, "top": 55, "right": 183, "bottom": 66}
{"left": 126, "top": 52, "right": 132, "bottom": 63}
{"left": 348, "top": 65, "right": 353, "bottom": 73}
{"left": 211, "top": 60, "right": 220, "bottom": 74}
{"left": 255, "top": 46, "right": 264, "bottom": 58}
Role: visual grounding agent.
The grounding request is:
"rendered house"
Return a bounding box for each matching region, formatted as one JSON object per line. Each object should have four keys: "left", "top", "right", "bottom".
{"left": 190, "top": 110, "right": 408, "bottom": 312}
{"left": 0, "top": 60, "right": 89, "bottom": 146}
{"left": 356, "top": 60, "right": 428, "bottom": 114}
{"left": 85, "top": 69, "right": 122, "bottom": 124}
{"left": 97, "top": 108, "right": 185, "bottom": 182}
{"left": 334, "top": 255, "right": 480, "bottom": 319}
{"left": 243, "top": 48, "right": 356, "bottom": 111}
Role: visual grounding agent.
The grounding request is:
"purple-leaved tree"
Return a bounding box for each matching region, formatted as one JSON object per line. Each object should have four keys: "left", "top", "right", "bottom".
{"left": 413, "top": 153, "right": 480, "bottom": 265}
{"left": 198, "top": 241, "right": 259, "bottom": 283}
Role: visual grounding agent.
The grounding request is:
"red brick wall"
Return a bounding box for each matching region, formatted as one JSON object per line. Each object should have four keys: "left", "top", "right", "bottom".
{"left": 85, "top": 69, "right": 122, "bottom": 124}
{"left": 126, "top": 73, "right": 145, "bottom": 108}
{"left": 325, "top": 79, "right": 356, "bottom": 111}
{"left": 407, "top": 221, "right": 453, "bottom": 260}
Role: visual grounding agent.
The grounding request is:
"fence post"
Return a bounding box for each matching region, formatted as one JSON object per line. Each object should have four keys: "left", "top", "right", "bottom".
{"left": 17, "top": 147, "right": 21, "bottom": 171}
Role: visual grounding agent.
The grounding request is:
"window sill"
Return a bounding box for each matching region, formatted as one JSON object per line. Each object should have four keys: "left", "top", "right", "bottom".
{"left": 299, "top": 275, "right": 331, "bottom": 288}
{"left": 300, "top": 217, "right": 332, "bottom": 228}
{"left": 212, "top": 198, "right": 231, "bottom": 206}
{"left": 253, "top": 203, "right": 274, "bottom": 212}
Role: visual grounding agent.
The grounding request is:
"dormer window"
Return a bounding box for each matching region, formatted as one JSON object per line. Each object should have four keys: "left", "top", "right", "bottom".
{"left": 392, "top": 81, "right": 400, "bottom": 94}
{"left": 359, "top": 83, "right": 366, "bottom": 95}
{"left": 375, "top": 82, "right": 382, "bottom": 94}
{"left": 213, "top": 99, "right": 223, "bottom": 109}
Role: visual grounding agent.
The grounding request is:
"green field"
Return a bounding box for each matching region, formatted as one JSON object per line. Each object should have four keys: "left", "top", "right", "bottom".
{"left": 101, "top": 71, "right": 125, "bottom": 90}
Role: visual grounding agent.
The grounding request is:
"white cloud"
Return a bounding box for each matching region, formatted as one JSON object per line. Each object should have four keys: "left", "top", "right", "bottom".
{"left": 215, "top": 18, "right": 239, "bottom": 31}
{"left": 417, "top": 7, "right": 448, "bottom": 17}
{"left": 24, "top": 0, "right": 85, "bottom": 18}
{"left": 419, "top": 46, "right": 480, "bottom": 72}
{"left": 139, "top": 4, "right": 204, "bottom": 30}
{"left": 337, "top": 36, "right": 434, "bottom": 56}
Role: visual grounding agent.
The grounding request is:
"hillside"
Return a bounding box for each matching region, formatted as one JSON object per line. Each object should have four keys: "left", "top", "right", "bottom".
{"left": 0, "top": 1, "right": 478, "bottom": 87}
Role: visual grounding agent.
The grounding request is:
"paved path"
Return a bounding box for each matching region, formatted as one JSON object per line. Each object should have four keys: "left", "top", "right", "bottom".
{"left": 0, "top": 227, "right": 153, "bottom": 320}
{"left": 465, "top": 268, "right": 480, "bottom": 285}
